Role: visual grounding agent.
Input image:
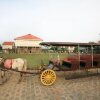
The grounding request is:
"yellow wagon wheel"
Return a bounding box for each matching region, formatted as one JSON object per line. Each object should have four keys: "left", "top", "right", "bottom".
{"left": 41, "top": 69, "right": 56, "bottom": 86}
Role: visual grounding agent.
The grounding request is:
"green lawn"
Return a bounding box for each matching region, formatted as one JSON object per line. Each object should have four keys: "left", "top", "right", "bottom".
{"left": 0, "top": 53, "right": 68, "bottom": 68}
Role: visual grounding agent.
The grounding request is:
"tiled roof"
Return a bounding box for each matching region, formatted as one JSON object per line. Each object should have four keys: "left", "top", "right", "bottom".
{"left": 2, "top": 42, "right": 14, "bottom": 45}
{"left": 14, "top": 34, "right": 43, "bottom": 41}
{"left": 40, "top": 42, "right": 100, "bottom": 46}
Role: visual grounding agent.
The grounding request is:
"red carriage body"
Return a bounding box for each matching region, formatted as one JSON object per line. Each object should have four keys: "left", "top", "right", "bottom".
{"left": 41, "top": 42, "right": 100, "bottom": 71}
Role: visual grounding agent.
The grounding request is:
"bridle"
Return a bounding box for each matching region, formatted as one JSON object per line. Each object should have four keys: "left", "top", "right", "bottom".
{"left": 0, "top": 58, "right": 4, "bottom": 64}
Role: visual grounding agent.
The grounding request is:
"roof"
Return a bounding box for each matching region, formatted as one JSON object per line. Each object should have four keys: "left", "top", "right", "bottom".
{"left": 40, "top": 42, "right": 100, "bottom": 46}
{"left": 14, "top": 34, "right": 43, "bottom": 41}
{"left": 2, "top": 42, "right": 14, "bottom": 45}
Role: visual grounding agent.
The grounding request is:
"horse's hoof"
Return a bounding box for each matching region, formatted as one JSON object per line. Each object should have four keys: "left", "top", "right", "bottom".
{"left": 0, "top": 81, "right": 3, "bottom": 85}
{"left": 5, "top": 78, "right": 8, "bottom": 82}
{"left": 17, "top": 79, "right": 22, "bottom": 84}
{"left": 17, "top": 82, "right": 20, "bottom": 84}
{"left": 17, "top": 80, "right": 21, "bottom": 84}
{"left": 0, "top": 83, "right": 3, "bottom": 85}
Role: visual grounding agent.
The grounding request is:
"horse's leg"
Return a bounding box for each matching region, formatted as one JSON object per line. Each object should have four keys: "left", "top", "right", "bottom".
{"left": 0, "top": 70, "right": 6, "bottom": 84}
{"left": 18, "top": 72, "right": 23, "bottom": 83}
{"left": 21, "top": 59, "right": 27, "bottom": 81}
{"left": 1, "top": 70, "right": 5, "bottom": 78}
{"left": 0, "top": 70, "right": 3, "bottom": 84}
{"left": 17, "top": 59, "right": 27, "bottom": 83}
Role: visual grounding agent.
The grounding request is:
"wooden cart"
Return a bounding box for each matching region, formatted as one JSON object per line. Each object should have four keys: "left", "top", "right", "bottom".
{"left": 40, "top": 42, "right": 100, "bottom": 85}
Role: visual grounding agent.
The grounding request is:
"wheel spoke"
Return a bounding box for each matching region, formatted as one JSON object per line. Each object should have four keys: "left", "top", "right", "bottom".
{"left": 41, "top": 69, "right": 56, "bottom": 86}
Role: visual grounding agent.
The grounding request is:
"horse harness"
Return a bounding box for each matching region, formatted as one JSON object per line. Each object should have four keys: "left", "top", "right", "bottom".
{"left": 4, "top": 59, "right": 14, "bottom": 69}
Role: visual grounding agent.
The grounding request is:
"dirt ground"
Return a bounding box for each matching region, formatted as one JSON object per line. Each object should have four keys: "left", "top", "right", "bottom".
{"left": 0, "top": 69, "right": 100, "bottom": 100}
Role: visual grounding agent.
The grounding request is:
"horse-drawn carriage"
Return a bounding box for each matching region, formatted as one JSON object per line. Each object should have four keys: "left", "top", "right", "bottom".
{"left": 0, "top": 42, "right": 100, "bottom": 86}
{"left": 40, "top": 42, "right": 100, "bottom": 85}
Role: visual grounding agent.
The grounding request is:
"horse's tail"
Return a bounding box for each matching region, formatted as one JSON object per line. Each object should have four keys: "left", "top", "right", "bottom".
{"left": 23, "top": 59, "right": 27, "bottom": 72}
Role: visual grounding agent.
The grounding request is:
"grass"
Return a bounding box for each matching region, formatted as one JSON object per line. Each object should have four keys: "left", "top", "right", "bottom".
{"left": 0, "top": 53, "right": 68, "bottom": 68}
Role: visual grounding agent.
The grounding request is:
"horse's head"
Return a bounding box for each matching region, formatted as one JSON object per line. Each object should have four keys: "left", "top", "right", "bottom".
{"left": 0, "top": 57, "right": 5, "bottom": 64}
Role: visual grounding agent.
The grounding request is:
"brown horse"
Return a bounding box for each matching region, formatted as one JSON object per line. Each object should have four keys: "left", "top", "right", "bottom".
{"left": 0, "top": 57, "right": 27, "bottom": 84}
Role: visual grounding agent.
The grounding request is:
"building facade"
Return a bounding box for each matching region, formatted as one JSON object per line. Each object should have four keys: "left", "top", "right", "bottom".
{"left": 14, "top": 34, "right": 43, "bottom": 53}
{"left": 2, "top": 42, "right": 15, "bottom": 53}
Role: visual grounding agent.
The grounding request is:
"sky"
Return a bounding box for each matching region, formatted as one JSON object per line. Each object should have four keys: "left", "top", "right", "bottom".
{"left": 0, "top": 0, "right": 100, "bottom": 43}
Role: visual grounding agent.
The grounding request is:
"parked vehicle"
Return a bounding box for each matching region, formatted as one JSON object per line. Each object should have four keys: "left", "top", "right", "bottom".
{"left": 40, "top": 42, "right": 100, "bottom": 85}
